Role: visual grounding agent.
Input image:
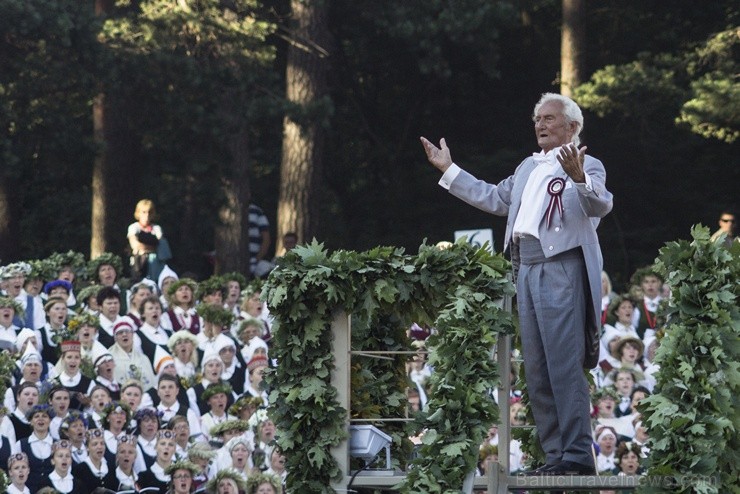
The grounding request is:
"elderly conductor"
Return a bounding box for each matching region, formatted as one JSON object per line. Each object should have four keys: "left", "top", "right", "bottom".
{"left": 421, "top": 93, "right": 613, "bottom": 475}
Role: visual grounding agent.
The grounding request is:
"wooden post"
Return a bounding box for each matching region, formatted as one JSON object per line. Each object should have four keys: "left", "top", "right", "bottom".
{"left": 330, "top": 311, "right": 351, "bottom": 492}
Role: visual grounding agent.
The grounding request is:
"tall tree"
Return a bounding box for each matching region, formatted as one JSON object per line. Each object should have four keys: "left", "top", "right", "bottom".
{"left": 277, "top": 0, "right": 331, "bottom": 253}
{"left": 560, "top": 0, "right": 585, "bottom": 96}
{"left": 0, "top": 0, "right": 99, "bottom": 260}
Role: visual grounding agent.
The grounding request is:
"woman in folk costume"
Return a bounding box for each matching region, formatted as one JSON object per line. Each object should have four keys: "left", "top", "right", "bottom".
{"left": 113, "top": 433, "right": 139, "bottom": 491}
{"left": 42, "top": 280, "right": 76, "bottom": 318}
{"left": 137, "top": 429, "right": 178, "bottom": 492}
{"left": 47, "top": 250, "right": 86, "bottom": 310}
{"left": 196, "top": 304, "right": 236, "bottom": 359}
{"left": 0, "top": 296, "right": 23, "bottom": 350}
{"left": 126, "top": 279, "right": 157, "bottom": 327}
{"left": 35, "top": 439, "right": 81, "bottom": 494}
{"left": 199, "top": 381, "right": 237, "bottom": 442}
{"left": 36, "top": 296, "right": 68, "bottom": 363}
{"left": 87, "top": 252, "right": 127, "bottom": 316}
{"left": 6, "top": 451, "right": 32, "bottom": 494}
{"left": 55, "top": 339, "right": 95, "bottom": 411}
{"left": 158, "top": 265, "right": 179, "bottom": 311}
{"left": 161, "top": 278, "right": 201, "bottom": 334}
{"left": 75, "top": 284, "right": 102, "bottom": 314}
{"left": 5, "top": 342, "right": 50, "bottom": 412}
{"left": 222, "top": 272, "right": 247, "bottom": 321}
{"left": 72, "top": 428, "right": 118, "bottom": 491}
{"left": 14, "top": 404, "right": 55, "bottom": 493}
{"left": 216, "top": 336, "right": 247, "bottom": 396}
{"left": 47, "top": 385, "right": 72, "bottom": 441}
{"left": 168, "top": 330, "right": 199, "bottom": 380}
{"left": 138, "top": 295, "right": 173, "bottom": 367}
{"left": 1, "top": 262, "right": 45, "bottom": 331}
{"left": 1, "top": 381, "right": 39, "bottom": 446}
{"left": 206, "top": 467, "right": 247, "bottom": 494}
{"left": 188, "top": 350, "right": 235, "bottom": 416}
{"left": 132, "top": 407, "right": 161, "bottom": 472}
{"left": 238, "top": 281, "right": 271, "bottom": 344}
{"left": 57, "top": 410, "right": 89, "bottom": 465}
{"left": 91, "top": 346, "right": 121, "bottom": 400}
{"left": 166, "top": 458, "right": 201, "bottom": 494}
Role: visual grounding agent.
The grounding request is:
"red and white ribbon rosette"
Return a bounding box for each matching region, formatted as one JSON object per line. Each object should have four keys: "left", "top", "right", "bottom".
{"left": 545, "top": 177, "right": 565, "bottom": 228}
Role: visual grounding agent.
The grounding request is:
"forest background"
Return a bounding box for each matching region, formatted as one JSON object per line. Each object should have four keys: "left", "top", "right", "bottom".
{"left": 0, "top": 0, "right": 737, "bottom": 290}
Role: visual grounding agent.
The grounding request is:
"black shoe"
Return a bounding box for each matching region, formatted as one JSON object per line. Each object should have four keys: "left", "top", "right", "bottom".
{"left": 545, "top": 460, "right": 596, "bottom": 475}
{"left": 519, "top": 463, "right": 558, "bottom": 476}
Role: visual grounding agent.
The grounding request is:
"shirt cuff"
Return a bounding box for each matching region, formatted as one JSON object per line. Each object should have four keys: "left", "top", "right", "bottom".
{"left": 576, "top": 173, "right": 593, "bottom": 192}
{"left": 438, "top": 163, "right": 461, "bottom": 190}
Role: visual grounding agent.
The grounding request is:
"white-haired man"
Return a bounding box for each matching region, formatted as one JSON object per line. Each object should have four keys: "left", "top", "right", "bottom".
{"left": 421, "top": 93, "right": 613, "bottom": 475}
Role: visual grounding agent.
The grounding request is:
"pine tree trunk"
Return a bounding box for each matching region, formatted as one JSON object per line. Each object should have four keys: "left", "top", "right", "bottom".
{"left": 560, "top": 0, "right": 585, "bottom": 97}
{"left": 214, "top": 126, "right": 252, "bottom": 275}
{"left": 277, "top": 0, "right": 330, "bottom": 253}
{"left": 0, "top": 174, "right": 17, "bottom": 261}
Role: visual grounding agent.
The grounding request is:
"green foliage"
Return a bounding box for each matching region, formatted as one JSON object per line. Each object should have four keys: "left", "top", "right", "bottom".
{"left": 350, "top": 314, "right": 413, "bottom": 471}
{"left": 576, "top": 28, "right": 739, "bottom": 144}
{"left": 263, "top": 240, "right": 514, "bottom": 493}
{"left": 637, "top": 226, "right": 739, "bottom": 494}
{"left": 0, "top": 349, "right": 16, "bottom": 415}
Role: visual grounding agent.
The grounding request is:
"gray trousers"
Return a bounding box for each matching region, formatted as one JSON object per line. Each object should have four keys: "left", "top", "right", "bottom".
{"left": 516, "top": 237, "right": 593, "bottom": 466}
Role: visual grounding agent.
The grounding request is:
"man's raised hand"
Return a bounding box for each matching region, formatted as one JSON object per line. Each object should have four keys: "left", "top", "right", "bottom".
{"left": 557, "top": 144, "right": 587, "bottom": 183}
{"left": 420, "top": 136, "right": 453, "bottom": 173}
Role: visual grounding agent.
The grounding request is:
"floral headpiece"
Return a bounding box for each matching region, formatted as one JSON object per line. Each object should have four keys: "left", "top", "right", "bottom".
{"left": 26, "top": 403, "right": 54, "bottom": 421}
{"left": 76, "top": 284, "right": 102, "bottom": 305}
{"left": 195, "top": 275, "right": 226, "bottom": 301}
{"left": 86, "top": 252, "right": 123, "bottom": 279}
{"left": 247, "top": 408, "right": 270, "bottom": 434}
{"left": 0, "top": 262, "right": 32, "bottom": 279}
{"left": 201, "top": 381, "right": 234, "bottom": 402}
{"left": 197, "top": 304, "right": 235, "bottom": 327}
{"left": 229, "top": 395, "right": 264, "bottom": 416}
{"left": 240, "top": 279, "right": 263, "bottom": 299}
{"left": 27, "top": 259, "right": 57, "bottom": 282}
{"left": 166, "top": 278, "right": 198, "bottom": 299}
{"left": 206, "top": 468, "right": 248, "bottom": 494}
{"left": 47, "top": 250, "right": 86, "bottom": 274}
{"left": 165, "top": 459, "right": 201, "bottom": 477}
{"left": 221, "top": 272, "right": 247, "bottom": 288}
{"left": 134, "top": 407, "right": 163, "bottom": 424}
{"left": 67, "top": 312, "right": 99, "bottom": 333}
{"left": 209, "top": 419, "right": 250, "bottom": 438}
{"left": 60, "top": 410, "right": 89, "bottom": 431}
{"left": 100, "top": 401, "right": 132, "bottom": 427}
{"left": 187, "top": 441, "right": 217, "bottom": 461}
{"left": 0, "top": 296, "right": 23, "bottom": 313}
{"left": 592, "top": 386, "right": 620, "bottom": 402}
{"left": 246, "top": 472, "right": 283, "bottom": 494}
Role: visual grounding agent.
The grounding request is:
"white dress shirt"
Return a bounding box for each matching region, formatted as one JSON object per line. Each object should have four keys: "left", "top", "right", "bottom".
{"left": 116, "top": 467, "right": 137, "bottom": 490}
{"left": 13, "top": 431, "right": 53, "bottom": 457}
{"left": 6, "top": 484, "right": 30, "bottom": 494}
{"left": 139, "top": 322, "right": 169, "bottom": 345}
{"left": 84, "top": 456, "right": 109, "bottom": 479}
{"left": 48, "top": 470, "right": 74, "bottom": 493}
